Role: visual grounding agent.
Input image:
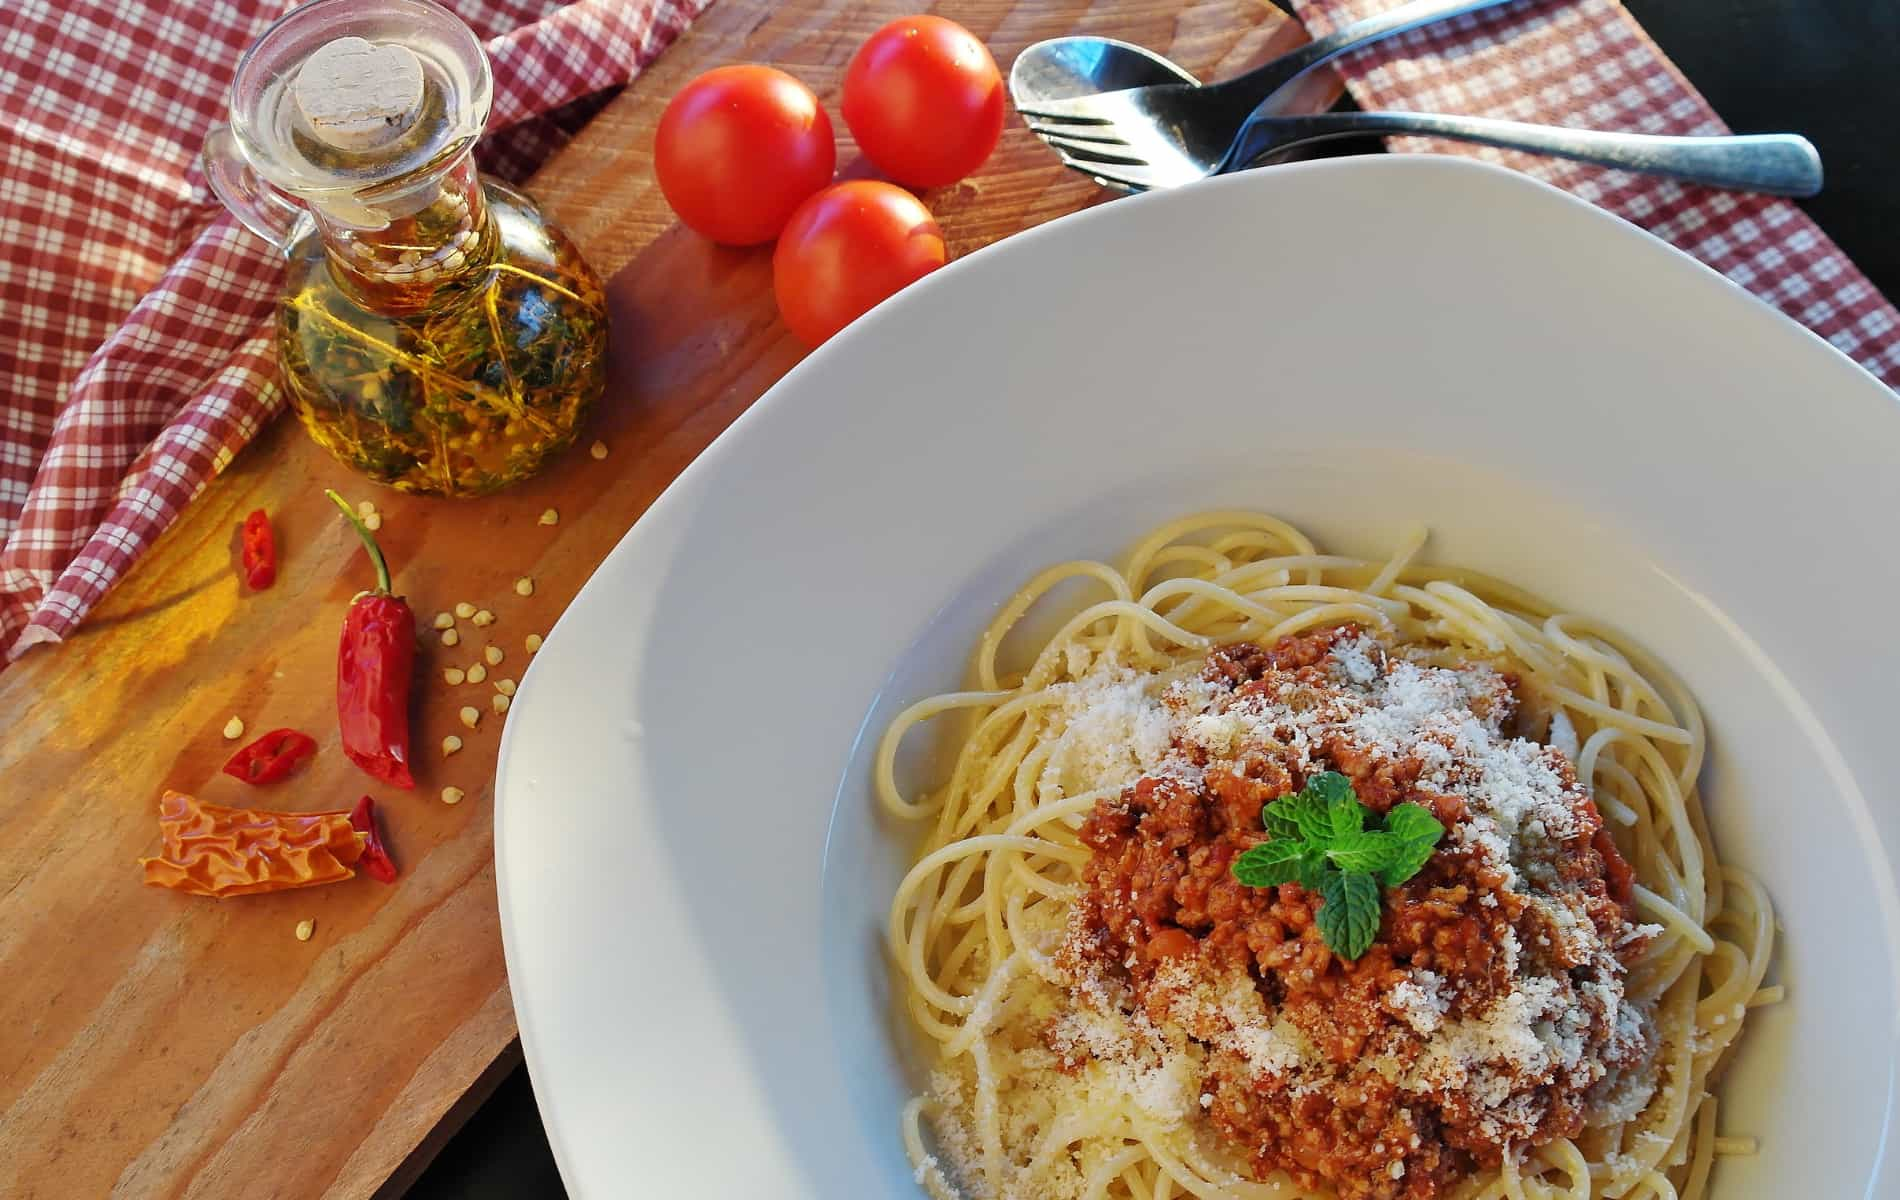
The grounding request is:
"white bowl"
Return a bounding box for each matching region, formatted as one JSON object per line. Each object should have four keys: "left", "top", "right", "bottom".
{"left": 497, "top": 156, "right": 1900, "bottom": 1198}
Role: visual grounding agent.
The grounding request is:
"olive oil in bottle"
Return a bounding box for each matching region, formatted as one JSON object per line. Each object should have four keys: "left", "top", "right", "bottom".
{"left": 204, "top": 0, "right": 608, "bottom": 496}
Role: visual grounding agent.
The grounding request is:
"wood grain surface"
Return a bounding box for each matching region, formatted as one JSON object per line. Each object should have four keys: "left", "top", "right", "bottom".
{"left": 0, "top": 2, "right": 1316, "bottom": 1195}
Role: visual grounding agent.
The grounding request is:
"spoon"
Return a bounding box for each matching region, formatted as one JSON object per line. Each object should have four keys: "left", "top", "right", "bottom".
{"left": 1011, "top": 36, "right": 1822, "bottom": 199}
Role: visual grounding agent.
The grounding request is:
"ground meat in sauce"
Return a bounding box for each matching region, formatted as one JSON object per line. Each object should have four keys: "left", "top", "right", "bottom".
{"left": 1063, "top": 628, "right": 1648, "bottom": 1200}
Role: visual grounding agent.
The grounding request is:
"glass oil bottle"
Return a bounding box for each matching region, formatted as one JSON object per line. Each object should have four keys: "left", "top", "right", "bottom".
{"left": 204, "top": 0, "right": 607, "bottom": 496}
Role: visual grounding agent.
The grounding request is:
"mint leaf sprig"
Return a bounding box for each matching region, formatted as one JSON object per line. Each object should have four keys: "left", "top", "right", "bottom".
{"left": 1230, "top": 771, "right": 1445, "bottom": 960}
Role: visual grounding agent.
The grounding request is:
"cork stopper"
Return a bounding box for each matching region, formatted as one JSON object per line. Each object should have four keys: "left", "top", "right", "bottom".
{"left": 293, "top": 36, "right": 426, "bottom": 152}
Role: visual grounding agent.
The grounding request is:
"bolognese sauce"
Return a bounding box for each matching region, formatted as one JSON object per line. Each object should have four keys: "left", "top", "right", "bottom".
{"left": 1059, "top": 629, "right": 1655, "bottom": 1200}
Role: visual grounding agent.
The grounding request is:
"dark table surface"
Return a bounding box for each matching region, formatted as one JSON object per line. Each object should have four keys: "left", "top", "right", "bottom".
{"left": 408, "top": 1, "right": 1899, "bottom": 1195}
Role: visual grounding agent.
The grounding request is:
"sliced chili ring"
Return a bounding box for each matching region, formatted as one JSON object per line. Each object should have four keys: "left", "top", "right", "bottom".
{"left": 221, "top": 728, "right": 319, "bottom": 785}
{"left": 240, "top": 508, "right": 277, "bottom": 590}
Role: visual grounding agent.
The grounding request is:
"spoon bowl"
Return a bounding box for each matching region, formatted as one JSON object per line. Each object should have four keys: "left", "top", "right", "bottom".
{"left": 1008, "top": 36, "right": 1197, "bottom": 102}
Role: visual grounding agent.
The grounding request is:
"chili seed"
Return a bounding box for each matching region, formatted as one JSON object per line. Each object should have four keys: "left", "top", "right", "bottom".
{"left": 459, "top": 706, "right": 480, "bottom": 729}
{"left": 483, "top": 645, "right": 503, "bottom": 666}
{"left": 295, "top": 919, "right": 315, "bottom": 942}
{"left": 525, "top": 633, "right": 543, "bottom": 653}
{"left": 471, "top": 609, "right": 495, "bottom": 627}
{"left": 455, "top": 602, "right": 476, "bottom": 619}
{"left": 363, "top": 512, "right": 383, "bottom": 532}
{"left": 356, "top": 499, "right": 377, "bottom": 519}
{"left": 466, "top": 663, "right": 487, "bottom": 684}
{"left": 589, "top": 440, "right": 608, "bottom": 460}
{"left": 223, "top": 716, "right": 245, "bottom": 740}
{"left": 514, "top": 576, "right": 534, "bottom": 597}
{"left": 491, "top": 693, "right": 511, "bottom": 715}
{"left": 495, "top": 678, "right": 516, "bottom": 696}
{"left": 442, "top": 735, "right": 463, "bottom": 757}
{"left": 443, "top": 667, "right": 465, "bottom": 685}
{"left": 539, "top": 508, "right": 559, "bottom": 526}
{"left": 432, "top": 611, "right": 454, "bottom": 630}
{"left": 441, "top": 786, "right": 465, "bottom": 806}
{"left": 440, "top": 628, "right": 460, "bottom": 647}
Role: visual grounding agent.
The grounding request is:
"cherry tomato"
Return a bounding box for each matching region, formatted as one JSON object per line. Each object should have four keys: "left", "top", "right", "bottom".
{"left": 654, "top": 65, "right": 836, "bottom": 246}
{"left": 841, "top": 15, "right": 1004, "bottom": 189}
{"left": 773, "top": 181, "right": 947, "bottom": 347}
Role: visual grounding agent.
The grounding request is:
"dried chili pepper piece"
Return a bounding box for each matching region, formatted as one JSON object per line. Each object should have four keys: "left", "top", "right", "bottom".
{"left": 327, "top": 489, "right": 416, "bottom": 789}
{"left": 241, "top": 508, "right": 277, "bottom": 590}
{"left": 139, "top": 791, "right": 367, "bottom": 898}
{"left": 221, "top": 728, "right": 319, "bottom": 785}
{"left": 348, "top": 795, "right": 399, "bottom": 884}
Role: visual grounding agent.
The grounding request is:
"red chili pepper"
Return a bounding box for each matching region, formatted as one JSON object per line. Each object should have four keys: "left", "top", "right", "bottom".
{"left": 347, "top": 795, "right": 399, "bottom": 884}
{"left": 241, "top": 508, "right": 277, "bottom": 590}
{"left": 327, "top": 490, "right": 416, "bottom": 789}
{"left": 221, "top": 728, "right": 319, "bottom": 785}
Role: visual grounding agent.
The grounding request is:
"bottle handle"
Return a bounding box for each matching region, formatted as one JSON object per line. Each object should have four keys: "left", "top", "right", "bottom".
{"left": 203, "top": 124, "right": 304, "bottom": 251}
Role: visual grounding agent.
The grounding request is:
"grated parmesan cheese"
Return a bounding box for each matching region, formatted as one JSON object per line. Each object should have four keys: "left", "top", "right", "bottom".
{"left": 1150, "top": 962, "right": 1317, "bottom": 1081}
{"left": 1038, "top": 658, "right": 1177, "bottom": 798}
{"left": 1329, "top": 632, "right": 1384, "bottom": 687}
{"left": 1548, "top": 708, "right": 1580, "bottom": 764}
{"left": 1388, "top": 970, "right": 1451, "bottom": 1035}
{"left": 1535, "top": 894, "right": 1596, "bottom": 963}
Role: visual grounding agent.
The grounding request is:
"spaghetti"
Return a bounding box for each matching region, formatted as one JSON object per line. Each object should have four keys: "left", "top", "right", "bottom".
{"left": 880, "top": 512, "right": 1774, "bottom": 1200}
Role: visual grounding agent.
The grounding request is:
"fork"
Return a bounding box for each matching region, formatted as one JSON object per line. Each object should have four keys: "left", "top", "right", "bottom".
{"left": 1036, "top": 109, "right": 1825, "bottom": 196}
{"left": 1014, "top": 0, "right": 1528, "bottom": 185}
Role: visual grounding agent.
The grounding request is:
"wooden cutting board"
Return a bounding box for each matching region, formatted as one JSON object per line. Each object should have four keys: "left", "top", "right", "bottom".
{"left": 0, "top": 2, "right": 1316, "bottom": 1195}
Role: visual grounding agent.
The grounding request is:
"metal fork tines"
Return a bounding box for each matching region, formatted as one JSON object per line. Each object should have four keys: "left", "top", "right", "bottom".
{"left": 1022, "top": 111, "right": 1200, "bottom": 192}
{"left": 1028, "top": 122, "right": 1208, "bottom": 190}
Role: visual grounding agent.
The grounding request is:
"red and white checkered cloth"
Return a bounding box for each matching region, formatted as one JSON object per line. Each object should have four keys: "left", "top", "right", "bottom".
{"left": 1291, "top": 0, "right": 1900, "bottom": 383}
{"left": 0, "top": 0, "right": 708, "bottom": 664}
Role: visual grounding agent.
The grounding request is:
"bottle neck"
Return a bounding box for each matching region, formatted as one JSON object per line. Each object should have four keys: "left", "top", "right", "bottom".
{"left": 317, "top": 152, "right": 492, "bottom": 314}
